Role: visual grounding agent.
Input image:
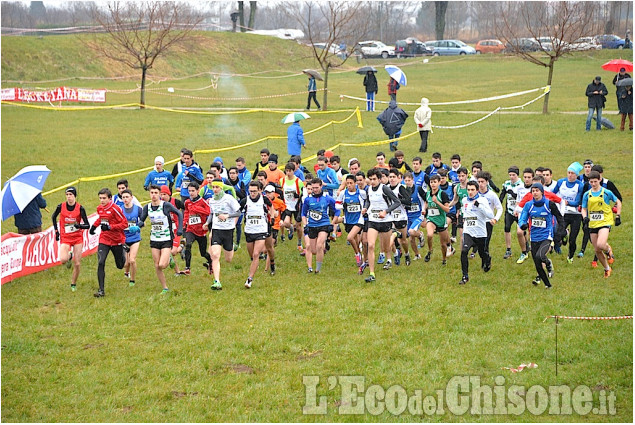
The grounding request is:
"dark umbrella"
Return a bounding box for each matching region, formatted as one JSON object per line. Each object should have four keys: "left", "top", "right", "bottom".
{"left": 616, "top": 77, "right": 633, "bottom": 87}
{"left": 356, "top": 66, "right": 377, "bottom": 75}
{"left": 592, "top": 116, "right": 615, "bottom": 129}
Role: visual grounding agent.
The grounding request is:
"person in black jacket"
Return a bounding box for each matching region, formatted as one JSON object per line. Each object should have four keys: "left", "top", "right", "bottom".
{"left": 363, "top": 71, "right": 378, "bottom": 112}
{"left": 585, "top": 76, "right": 608, "bottom": 131}
{"left": 612, "top": 67, "right": 631, "bottom": 105}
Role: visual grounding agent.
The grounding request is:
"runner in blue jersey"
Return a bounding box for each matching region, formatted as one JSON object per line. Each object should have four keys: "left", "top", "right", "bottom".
{"left": 120, "top": 189, "right": 142, "bottom": 287}
{"left": 113, "top": 179, "right": 141, "bottom": 209}
{"left": 302, "top": 178, "right": 340, "bottom": 273}
{"left": 553, "top": 162, "right": 586, "bottom": 263}
{"left": 403, "top": 172, "right": 426, "bottom": 264}
{"left": 519, "top": 183, "right": 563, "bottom": 288}
{"left": 335, "top": 174, "right": 367, "bottom": 268}
{"left": 411, "top": 156, "right": 428, "bottom": 192}
{"left": 355, "top": 171, "right": 371, "bottom": 274}
{"left": 438, "top": 169, "right": 456, "bottom": 257}
{"left": 144, "top": 156, "right": 174, "bottom": 191}
{"left": 174, "top": 149, "right": 204, "bottom": 202}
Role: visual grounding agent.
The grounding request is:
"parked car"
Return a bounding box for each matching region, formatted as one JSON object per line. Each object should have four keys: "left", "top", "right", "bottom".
{"left": 475, "top": 39, "right": 505, "bottom": 54}
{"left": 312, "top": 42, "right": 347, "bottom": 59}
{"left": 569, "top": 37, "right": 602, "bottom": 51}
{"left": 425, "top": 39, "right": 476, "bottom": 56}
{"left": 355, "top": 41, "right": 396, "bottom": 59}
{"left": 504, "top": 38, "right": 541, "bottom": 52}
{"left": 533, "top": 37, "right": 564, "bottom": 51}
{"left": 395, "top": 38, "right": 433, "bottom": 57}
{"left": 594, "top": 34, "right": 626, "bottom": 49}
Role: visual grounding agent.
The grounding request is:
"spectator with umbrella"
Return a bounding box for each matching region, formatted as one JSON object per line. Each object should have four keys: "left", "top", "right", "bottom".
{"left": 1, "top": 165, "right": 51, "bottom": 234}
{"left": 617, "top": 78, "right": 633, "bottom": 131}
{"left": 303, "top": 69, "right": 322, "bottom": 111}
{"left": 385, "top": 65, "right": 407, "bottom": 102}
{"left": 377, "top": 100, "right": 408, "bottom": 152}
{"left": 282, "top": 112, "right": 310, "bottom": 160}
{"left": 585, "top": 76, "right": 608, "bottom": 132}
{"left": 358, "top": 66, "right": 378, "bottom": 112}
{"left": 612, "top": 67, "right": 632, "bottom": 104}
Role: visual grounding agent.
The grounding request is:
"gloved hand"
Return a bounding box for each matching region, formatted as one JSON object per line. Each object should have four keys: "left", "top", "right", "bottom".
{"left": 55, "top": 230, "right": 60, "bottom": 241}
{"left": 614, "top": 215, "right": 621, "bottom": 226}
{"left": 128, "top": 225, "right": 140, "bottom": 233}
{"left": 583, "top": 216, "right": 590, "bottom": 229}
{"left": 89, "top": 225, "right": 97, "bottom": 235}
{"left": 100, "top": 223, "right": 110, "bottom": 231}
{"left": 418, "top": 123, "right": 423, "bottom": 128}
{"left": 78, "top": 223, "right": 90, "bottom": 230}
{"left": 520, "top": 223, "right": 528, "bottom": 231}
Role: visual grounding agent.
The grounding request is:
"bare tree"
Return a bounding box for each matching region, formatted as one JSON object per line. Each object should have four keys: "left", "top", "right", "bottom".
{"left": 496, "top": 1, "right": 594, "bottom": 114}
{"left": 434, "top": 1, "right": 448, "bottom": 40}
{"left": 84, "top": 2, "right": 204, "bottom": 107}
{"left": 238, "top": 1, "right": 245, "bottom": 32}
{"left": 248, "top": 1, "right": 257, "bottom": 29}
{"left": 286, "top": 2, "right": 370, "bottom": 111}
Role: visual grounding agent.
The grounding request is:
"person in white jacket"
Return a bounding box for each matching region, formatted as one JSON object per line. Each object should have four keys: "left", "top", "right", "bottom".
{"left": 414, "top": 97, "right": 433, "bottom": 153}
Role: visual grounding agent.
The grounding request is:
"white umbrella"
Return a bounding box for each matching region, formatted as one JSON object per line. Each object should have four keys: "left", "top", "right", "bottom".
{"left": 384, "top": 65, "right": 407, "bottom": 86}
{"left": 281, "top": 112, "right": 310, "bottom": 124}
{"left": 1, "top": 165, "right": 51, "bottom": 221}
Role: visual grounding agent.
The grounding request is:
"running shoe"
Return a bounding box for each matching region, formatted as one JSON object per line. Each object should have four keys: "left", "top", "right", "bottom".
{"left": 459, "top": 275, "right": 469, "bottom": 285}
{"left": 577, "top": 250, "right": 584, "bottom": 258}
{"left": 129, "top": 280, "right": 135, "bottom": 287}
{"left": 288, "top": 229, "right": 294, "bottom": 240}
{"left": 300, "top": 249, "right": 306, "bottom": 257}
{"left": 211, "top": 281, "right": 222, "bottom": 290}
{"left": 259, "top": 253, "right": 267, "bottom": 260}
{"left": 70, "top": 284, "right": 76, "bottom": 292}
{"left": 606, "top": 245, "right": 614, "bottom": 264}
{"left": 446, "top": 246, "right": 456, "bottom": 257}
{"left": 405, "top": 254, "right": 411, "bottom": 266}
{"left": 532, "top": 276, "right": 541, "bottom": 286}
{"left": 180, "top": 249, "right": 186, "bottom": 260}
{"left": 297, "top": 245, "right": 304, "bottom": 253}
{"left": 547, "top": 261, "right": 554, "bottom": 278}
{"left": 441, "top": 259, "right": 447, "bottom": 266}
{"left": 413, "top": 254, "right": 421, "bottom": 261}
{"left": 233, "top": 243, "right": 240, "bottom": 251}
{"left": 270, "top": 263, "right": 276, "bottom": 276}
{"left": 280, "top": 234, "right": 285, "bottom": 242}
{"left": 424, "top": 251, "right": 432, "bottom": 262}
{"left": 604, "top": 268, "right": 612, "bottom": 278}
{"left": 183, "top": 268, "right": 191, "bottom": 276}
{"left": 358, "top": 262, "right": 367, "bottom": 275}
{"left": 394, "top": 249, "right": 401, "bottom": 266}
{"left": 94, "top": 290, "right": 105, "bottom": 298}
{"left": 544, "top": 282, "right": 552, "bottom": 289}
{"left": 516, "top": 253, "right": 528, "bottom": 264}
{"left": 355, "top": 253, "right": 362, "bottom": 267}
{"left": 161, "top": 288, "right": 169, "bottom": 294}
{"left": 553, "top": 246, "right": 562, "bottom": 255}
{"left": 325, "top": 240, "right": 330, "bottom": 252}
{"left": 307, "top": 267, "right": 313, "bottom": 273}
{"left": 364, "top": 274, "right": 376, "bottom": 283}
{"left": 503, "top": 249, "right": 512, "bottom": 260}
{"left": 245, "top": 278, "right": 252, "bottom": 289}
{"left": 561, "top": 229, "right": 569, "bottom": 246}
{"left": 567, "top": 257, "right": 573, "bottom": 264}
{"left": 383, "top": 260, "right": 392, "bottom": 270}
{"left": 66, "top": 252, "right": 73, "bottom": 269}
{"left": 418, "top": 235, "right": 424, "bottom": 248}
{"left": 591, "top": 261, "right": 598, "bottom": 268}
{"left": 169, "top": 255, "right": 175, "bottom": 269}
{"left": 483, "top": 262, "right": 491, "bottom": 272}
{"left": 469, "top": 252, "right": 476, "bottom": 259}
{"left": 124, "top": 271, "right": 130, "bottom": 278}
{"left": 450, "top": 236, "right": 457, "bottom": 244}
{"left": 377, "top": 253, "right": 386, "bottom": 264}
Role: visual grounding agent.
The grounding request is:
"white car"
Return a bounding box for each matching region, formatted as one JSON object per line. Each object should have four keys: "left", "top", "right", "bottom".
{"left": 356, "top": 41, "right": 395, "bottom": 59}
{"left": 533, "top": 37, "right": 566, "bottom": 51}
{"left": 569, "top": 37, "right": 602, "bottom": 51}
{"left": 313, "top": 42, "right": 343, "bottom": 56}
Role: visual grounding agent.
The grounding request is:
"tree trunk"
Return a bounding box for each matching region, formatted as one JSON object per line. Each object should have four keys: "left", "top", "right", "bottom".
{"left": 238, "top": 1, "right": 245, "bottom": 32}
{"left": 435, "top": 1, "right": 448, "bottom": 40}
{"left": 543, "top": 58, "right": 555, "bottom": 114}
{"left": 248, "top": 1, "right": 256, "bottom": 29}
{"left": 604, "top": 0, "right": 619, "bottom": 34}
{"left": 140, "top": 65, "right": 147, "bottom": 108}
{"left": 322, "top": 63, "right": 330, "bottom": 111}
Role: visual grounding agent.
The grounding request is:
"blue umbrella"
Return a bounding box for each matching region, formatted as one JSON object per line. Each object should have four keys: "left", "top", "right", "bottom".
{"left": 384, "top": 65, "right": 407, "bottom": 86}
{"left": 1, "top": 165, "right": 51, "bottom": 221}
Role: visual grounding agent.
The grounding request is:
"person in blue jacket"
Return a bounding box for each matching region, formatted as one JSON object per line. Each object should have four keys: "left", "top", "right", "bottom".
{"left": 316, "top": 155, "right": 339, "bottom": 197}
{"left": 174, "top": 149, "right": 204, "bottom": 202}
{"left": 306, "top": 75, "right": 321, "bottom": 111}
{"left": 14, "top": 193, "right": 47, "bottom": 234}
{"left": 144, "top": 156, "right": 174, "bottom": 191}
{"left": 287, "top": 120, "right": 305, "bottom": 159}
{"left": 519, "top": 183, "right": 563, "bottom": 289}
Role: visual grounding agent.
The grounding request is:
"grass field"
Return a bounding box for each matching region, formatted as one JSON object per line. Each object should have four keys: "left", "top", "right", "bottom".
{"left": 1, "top": 32, "right": 633, "bottom": 421}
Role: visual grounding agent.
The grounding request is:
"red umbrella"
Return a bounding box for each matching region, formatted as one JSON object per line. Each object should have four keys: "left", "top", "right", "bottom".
{"left": 601, "top": 59, "right": 633, "bottom": 72}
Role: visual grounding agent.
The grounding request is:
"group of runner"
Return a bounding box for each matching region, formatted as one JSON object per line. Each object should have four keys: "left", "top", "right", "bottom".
{"left": 52, "top": 148, "right": 622, "bottom": 296}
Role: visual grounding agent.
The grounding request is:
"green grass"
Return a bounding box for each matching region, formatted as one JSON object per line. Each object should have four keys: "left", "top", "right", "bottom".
{"left": 1, "top": 33, "right": 632, "bottom": 422}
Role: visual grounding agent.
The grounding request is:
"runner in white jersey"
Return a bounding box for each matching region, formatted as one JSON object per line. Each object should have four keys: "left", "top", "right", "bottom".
{"left": 505, "top": 167, "right": 532, "bottom": 263}
{"left": 361, "top": 168, "right": 401, "bottom": 282}
{"left": 459, "top": 181, "right": 494, "bottom": 285}
{"left": 138, "top": 185, "right": 183, "bottom": 294}
{"left": 279, "top": 163, "right": 305, "bottom": 252}
{"left": 388, "top": 168, "right": 410, "bottom": 266}
{"left": 202, "top": 179, "right": 241, "bottom": 290}
{"left": 475, "top": 171, "right": 503, "bottom": 262}
{"left": 240, "top": 181, "right": 274, "bottom": 289}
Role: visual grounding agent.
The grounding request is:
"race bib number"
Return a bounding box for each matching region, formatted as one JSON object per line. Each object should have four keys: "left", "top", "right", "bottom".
{"left": 284, "top": 190, "right": 296, "bottom": 202}
{"left": 150, "top": 219, "right": 163, "bottom": 232}
{"left": 127, "top": 221, "right": 137, "bottom": 227}
{"left": 188, "top": 215, "right": 201, "bottom": 225}
{"left": 464, "top": 216, "right": 477, "bottom": 228}
{"left": 589, "top": 211, "right": 604, "bottom": 222}
{"left": 392, "top": 210, "right": 401, "bottom": 220}
{"left": 531, "top": 217, "right": 546, "bottom": 228}
{"left": 308, "top": 210, "right": 322, "bottom": 221}
{"left": 508, "top": 199, "right": 517, "bottom": 209}
{"left": 64, "top": 223, "right": 79, "bottom": 233}
{"left": 408, "top": 204, "right": 420, "bottom": 213}
{"left": 215, "top": 213, "right": 227, "bottom": 222}
{"left": 428, "top": 208, "right": 440, "bottom": 217}
{"left": 370, "top": 208, "right": 383, "bottom": 220}
{"left": 347, "top": 203, "right": 361, "bottom": 213}
{"left": 565, "top": 205, "right": 578, "bottom": 213}
{"left": 247, "top": 215, "right": 263, "bottom": 225}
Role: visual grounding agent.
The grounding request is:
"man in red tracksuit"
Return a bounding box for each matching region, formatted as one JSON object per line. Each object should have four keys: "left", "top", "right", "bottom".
{"left": 90, "top": 188, "right": 128, "bottom": 297}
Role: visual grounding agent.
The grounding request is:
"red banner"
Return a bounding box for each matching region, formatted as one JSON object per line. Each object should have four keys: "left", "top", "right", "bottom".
{"left": 1, "top": 87, "right": 106, "bottom": 103}
{"left": 1, "top": 213, "right": 101, "bottom": 284}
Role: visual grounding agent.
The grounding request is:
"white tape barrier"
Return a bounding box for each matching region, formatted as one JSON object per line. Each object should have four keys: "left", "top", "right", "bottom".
{"left": 340, "top": 86, "right": 550, "bottom": 106}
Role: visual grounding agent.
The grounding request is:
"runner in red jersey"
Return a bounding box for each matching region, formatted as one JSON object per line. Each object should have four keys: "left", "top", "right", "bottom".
{"left": 51, "top": 187, "right": 90, "bottom": 292}
{"left": 89, "top": 188, "right": 128, "bottom": 297}
{"left": 182, "top": 182, "right": 213, "bottom": 275}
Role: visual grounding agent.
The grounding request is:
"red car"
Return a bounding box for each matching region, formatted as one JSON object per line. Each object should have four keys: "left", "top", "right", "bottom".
{"left": 475, "top": 39, "right": 505, "bottom": 54}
